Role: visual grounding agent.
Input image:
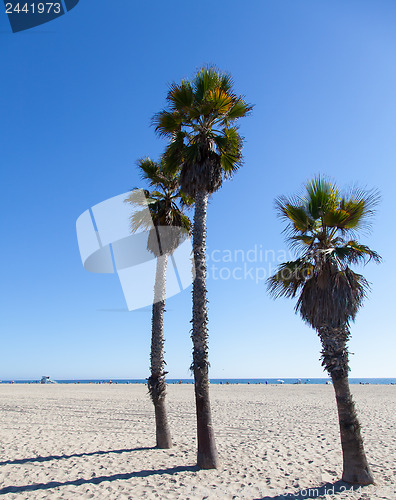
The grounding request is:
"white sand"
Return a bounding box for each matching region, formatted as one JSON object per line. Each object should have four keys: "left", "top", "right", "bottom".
{"left": 0, "top": 383, "right": 394, "bottom": 499}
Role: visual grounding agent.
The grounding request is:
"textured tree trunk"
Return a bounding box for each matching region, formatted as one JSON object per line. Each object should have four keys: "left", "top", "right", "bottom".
{"left": 320, "top": 327, "right": 374, "bottom": 485}
{"left": 191, "top": 190, "right": 219, "bottom": 469}
{"left": 148, "top": 254, "right": 172, "bottom": 449}
{"left": 331, "top": 376, "right": 374, "bottom": 484}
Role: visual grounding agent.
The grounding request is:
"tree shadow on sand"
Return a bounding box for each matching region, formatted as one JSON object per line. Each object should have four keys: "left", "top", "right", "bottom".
{"left": 254, "top": 480, "right": 367, "bottom": 499}
{"left": 0, "top": 464, "right": 199, "bottom": 495}
{"left": 0, "top": 447, "right": 154, "bottom": 467}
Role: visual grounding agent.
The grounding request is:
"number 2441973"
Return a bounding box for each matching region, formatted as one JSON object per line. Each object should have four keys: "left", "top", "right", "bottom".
{"left": 5, "top": 3, "right": 62, "bottom": 14}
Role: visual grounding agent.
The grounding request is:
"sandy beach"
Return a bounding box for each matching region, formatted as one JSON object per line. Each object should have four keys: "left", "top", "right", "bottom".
{"left": 0, "top": 384, "right": 394, "bottom": 499}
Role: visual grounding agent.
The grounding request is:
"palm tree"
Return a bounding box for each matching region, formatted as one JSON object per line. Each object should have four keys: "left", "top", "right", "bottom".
{"left": 125, "top": 158, "right": 191, "bottom": 449}
{"left": 267, "top": 176, "right": 381, "bottom": 485}
{"left": 153, "top": 67, "right": 252, "bottom": 468}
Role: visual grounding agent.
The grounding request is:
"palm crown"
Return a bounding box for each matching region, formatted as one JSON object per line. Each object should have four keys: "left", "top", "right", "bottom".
{"left": 267, "top": 176, "right": 381, "bottom": 330}
{"left": 153, "top": 66, "right": 253, "bottom": 197}
{"left": 125, "top": 158, "right": 191, "bottom": 256}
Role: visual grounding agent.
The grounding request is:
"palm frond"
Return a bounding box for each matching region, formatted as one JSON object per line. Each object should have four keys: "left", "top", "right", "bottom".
{"left": 179, "top": 191, "right": 194, "bottom": 207}
{"left": 163, "top": 131, "right": 187, "bottom": 172}
{"left": 128, "top": 204, "right": 153, "bottom": 233}
{"left": 322, "top": 208, "right": 351, "bottom": 228}
{"left": 338, "top": 187, "right": 380, "bottom": 233}
{"left": 136, "top": 158, "right": 164, "bottom": 187}
{"left": 214, "top": 128, "right": 243, "bottom": 175}
{"left": 153, "top": 110, "right": 182, "bottom": 138}
{"left": 267, "top": 259, "right": 313, "bottom": 299}
{"left": 207, "top": 88, "right": 234, "bottom": 114}
{"left": 124, "top": 189, "right": 150, "bottom": 208}
{"left": 289, "top": 234, "right": 316, "bottom": 253}
{"left": 167, "top": 81, "right": 194, "bottom": 111}
{"left": 292, "top": 235, "right": 316, "bottom": 245}
{"left": 335, "top": 241, "right": 382, "bottom": 264}
{"left": 275, "top": 198, "right": 314, "bottom": 233}
{"left": 227, "top": 99, "right": 253, "bottom": 120}
{"left": 304, "top": 176, "right": 339, "bottom": 219}
{"left": 193, "top": 67, "right": 223, "bottom": 100}
{"left": 219, "top": 71, "right": 234, "bottom": 93}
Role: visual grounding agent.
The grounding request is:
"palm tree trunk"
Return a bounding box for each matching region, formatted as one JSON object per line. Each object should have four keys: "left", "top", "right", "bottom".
{"left": 320, "top": 327, "right": 374, "bottom": 485}
{"left": 191, "top": 190, "right": 219, "bottom": 469}
{"left": 331, "top": 376, "right": 374, "bottom": 484}
{"left": 148, "top": 254, "right": 172, "bottom": 449}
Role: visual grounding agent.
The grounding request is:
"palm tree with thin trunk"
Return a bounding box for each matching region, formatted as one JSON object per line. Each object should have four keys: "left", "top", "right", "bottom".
{"left": 267, "top": 176, "right": 381, "bottom": 485}
{"left": 125, "top": 158, "right": 191, "bottom": 449}
{"left": 153, "top": 67, "right": 252, "bottom": 468}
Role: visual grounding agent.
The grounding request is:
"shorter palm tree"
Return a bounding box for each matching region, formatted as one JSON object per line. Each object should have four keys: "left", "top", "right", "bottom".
{"left": 125, "top": 158, "right": 191, "bottom": 449}
{"left": 267, "top": 176, "right": 380, "bottom": 485}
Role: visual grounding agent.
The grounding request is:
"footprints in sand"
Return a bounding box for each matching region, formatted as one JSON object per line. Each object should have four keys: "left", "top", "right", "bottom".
{"left": 0, "top": 384, "right": 394, "bottom": 499}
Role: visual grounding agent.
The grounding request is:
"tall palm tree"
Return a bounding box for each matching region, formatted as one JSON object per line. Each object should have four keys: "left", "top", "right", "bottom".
{"left": 267, "top": 176, "right": 381, "bottom": 485}
{"left": 153, "top": 67, "right": 252, "bottom": 468}
{"left": 125, "top": 158, "right": 191, "bottom": 449}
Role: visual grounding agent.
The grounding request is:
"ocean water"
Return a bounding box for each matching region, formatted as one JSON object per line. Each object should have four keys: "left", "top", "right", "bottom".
{"left": 1, "top": 378, "right": 396, "bottom": 385}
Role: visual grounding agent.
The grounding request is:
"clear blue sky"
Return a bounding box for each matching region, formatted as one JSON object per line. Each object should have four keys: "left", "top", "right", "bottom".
{"left": 1, "top": 0, "right": 395, "bottom": 380}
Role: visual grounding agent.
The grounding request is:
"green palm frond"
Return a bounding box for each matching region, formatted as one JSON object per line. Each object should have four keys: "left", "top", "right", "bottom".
{"left": 322, "top": 208, "right": 351, "bottom": 228}
{"left": 137, "top": 158, "right": 159, "bottom": 180}
{"left": 137, "top": 158, "right": 167, "bottom": 188}
{"left": 179, "top": 213, "right": 192, "bottom": 232}
{"left": 339, "top": 199, "right": 365, "bottom": 229}
{"left": 150, "top": 190, "right": 165, "bottom": 199}
{"left": 275, "top": 198, "right": 314, "bottom": 233}
{"left": 267, "top": 259, "right": 313, "bottom": 299}
{"left": 220, "top": 150, "right": 240, "bottom": 174}
{"left": 219, "top": 71, "right": 233, "bottom": 93}
{"left": 304, "top": 176, "right": 339, "bottom": 219}
{"left": 207, "top": 88, "right": 234, "bottom": 114}
{"left": 179, "top": 191, "right": 194, "bottom": 208}
{"left": 214, "top": 128, "right": 243, "bottom": 175}
{"left": 136, "top": 158, "right": 180, "bottom": 194}
{"left": 193, "top": 67, "right": 223, "bottom": 100}
{"left": 335, "top": 241, "right": 382, "bottom": 264}
{"left": 289, "top": 235, "right": 316, "bottom": 252}
{"left": 167, "top": 81, "right": 194, "bottom": 111}
{"left": 153, "top": 110, "right": 182, "bottom": 138}
{"left": 292, "top": 235, "right": 316, "bottom": 245}
{"left": 338, "top": 188, "right": 380, "bottom": 232}
{"left": 227, "top": 99, "right": 253, "bottom": 120}
{"left": 163, "top": 131, "right": 188, "bottom": 172}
